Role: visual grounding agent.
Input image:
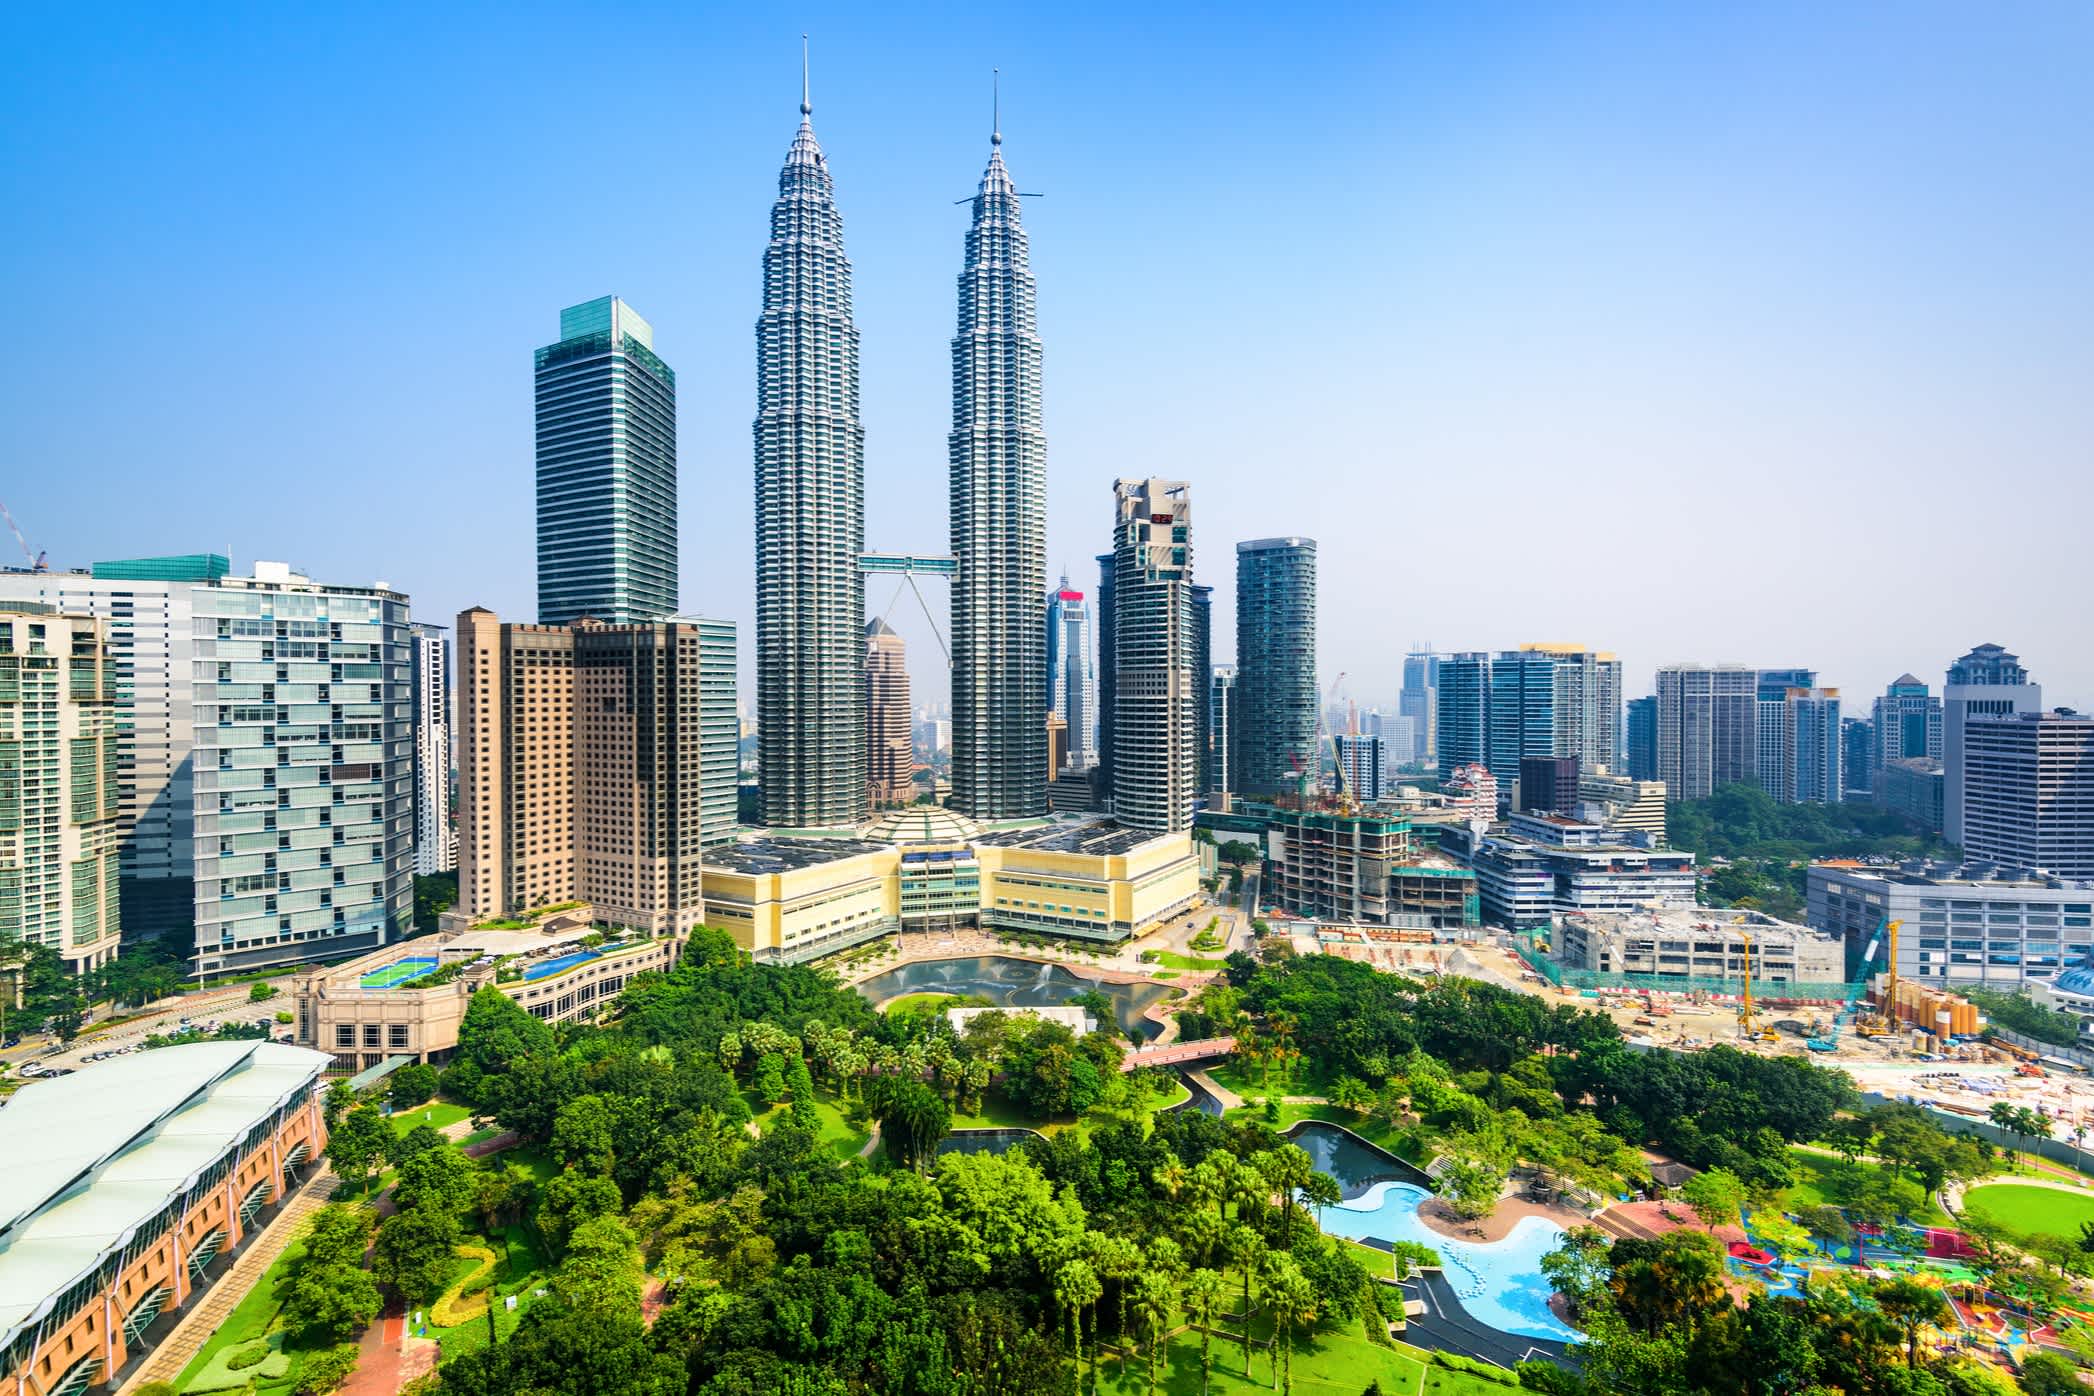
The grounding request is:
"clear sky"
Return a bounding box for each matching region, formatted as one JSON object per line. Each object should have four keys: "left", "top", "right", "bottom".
{"left": 4, "top": 1, "right": 2090, "bottom": 714}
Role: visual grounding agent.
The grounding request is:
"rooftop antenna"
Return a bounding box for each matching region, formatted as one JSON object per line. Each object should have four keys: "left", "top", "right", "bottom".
{"left": 992, "top": 67, "right": 1000, "bottom": 145}
{"left": 800, "top": 33, "right": 811, "bottom": 117}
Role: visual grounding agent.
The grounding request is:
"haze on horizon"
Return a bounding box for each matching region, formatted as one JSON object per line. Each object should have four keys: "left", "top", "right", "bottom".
{"left": 2, "top": 1, "right": 2088, "bottom": 714}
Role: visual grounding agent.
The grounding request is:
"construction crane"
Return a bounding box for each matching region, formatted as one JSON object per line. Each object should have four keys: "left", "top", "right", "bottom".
{"left": 0, "top": 502, "right": 46, "bottom": 572}
{"left": 1738, "top": 931, "right": 1778, "bottom": 1042}
{"left": 1808, "top": 917, "right": 1897, "bottom": 1052}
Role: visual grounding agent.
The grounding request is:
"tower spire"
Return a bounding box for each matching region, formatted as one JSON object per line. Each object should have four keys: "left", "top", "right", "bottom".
{"left": 801, "top": 33, "right": 811, "bottom": 118}
{"left": 992, "top": 67, "right": 1000, "bottom": 146}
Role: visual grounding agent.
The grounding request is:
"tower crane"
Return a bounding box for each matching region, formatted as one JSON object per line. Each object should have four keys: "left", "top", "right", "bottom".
{"left": 0, "top": 502, "right": 46, "bottom": 572}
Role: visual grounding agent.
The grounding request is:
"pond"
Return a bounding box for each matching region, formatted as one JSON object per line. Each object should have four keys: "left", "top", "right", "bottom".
{"left": 1293, "top": 1123, "right": 1578, "bottom": 1344}
{"left": 854, "top": 956, "right": 1176, "bottom": 1040}
{"left": 936, "top": 1127, "right": 1043, "bottom": 1158}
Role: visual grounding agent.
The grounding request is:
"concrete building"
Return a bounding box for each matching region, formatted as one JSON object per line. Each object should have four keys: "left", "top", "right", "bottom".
{"left": 1233, "top": 537, "right": 1317, "bottom": 797}
{"left": 0, "top": 556, "right": 224, "bottom": 944}
{"left": 1208, "top": 665, "right": 1238, "bottom": 799}
{"left": 535, "top": 296, "right": 677, "bottom": 626}
{"left": 1944, "top": 643, "right": 2042, "bottom": 847}
{"left": 974, "top": 821, "right": 1200, "bottom": 943}
{"left": 1046, "top": 577, "right": 1096, "bottom": 768}
{"left": 0, "top": 606, "right": 122, "bottom": 972}
{"left": 948, "top": 120, "right": 1048, "bottom": 823}
{"left": 291, "top": 912, "right": 684, "bottom": 1068}
{"left": 1575, "top": 768, "right": 1668, "bottom": 844}
{"left": 409, "top": 623, "right": 455, "bottom": 876}
{"left": 455, "top": 608, "right": 737, "bottom": 936}
{"left": 1769, "top": 687, "right": 1842, "bottom": 805}
{"left": 190, "top": 564, "right": 413, "bottom": 976}
{"left": 1625, "top": 695, "right": 1658, "bottom": 782}
{"left": 865, "top": 619, "right": 913, "bottom": 808}
{"left": 1335, "top": 732, "right": 1384, "bottom": 804}
{"left": 1873, "top": 675, "right": 1943, "bottom": 776}
{"left": 0, "top": 1041, "right": 329, "bottom": 1396}
{"left": 1093, "top": 551, "right": 1115, "bottom": 798}
{"left": 1190, "top": 583, "right": 1213, "bottom": 804}
{"left": 1519, "top": 755, "right": 1580, "bottom": 815}
{"left": 695, "top": 836, "right": 900, "bottom": 966}
{"left": 1399, "top": 650, "right": 1438, "bottom": 764}
{"left": 1556, "top": 906, "right": 1844, "bottom": 986}
{"left": 1452, "top": 812, "right": 1696, "bottom": 930}
{"left": 1435, "top": 654, "right": 1491, "bottom": 781}
{"left": 755, "top": 87, "right": 867, "bottom": 830}
{"left": 1878, "top": 758, "right": 1945, "bottom": 832}
{"left": 1654, "top": 663, "right": 1758, "bottom": 801}
{"left": 1527, "top": 644, "right": 1622, "bottom": 771}
{"left": 1443, "top": 763, "right": 1497, "bottom": 823}
{"left": 1367, "top": 710, "right": 1416, "bottom": 782}
{"left": 1961, "top": 711, "right": 2094, "bottom": 877}
{"left": 1808, "top": 859, "right": 2094, "bottom": 990}
{"left": 1109, "top": 480, "right": 1198, "bottom": 832}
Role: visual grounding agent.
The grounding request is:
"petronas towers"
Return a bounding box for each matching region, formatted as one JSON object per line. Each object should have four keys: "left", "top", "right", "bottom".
{"left": 755, "top": 63, "right": 1047, "bottom": 827}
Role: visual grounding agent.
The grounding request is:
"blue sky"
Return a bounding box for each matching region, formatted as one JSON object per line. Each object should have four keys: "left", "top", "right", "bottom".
{"left": 3, "top": 1, "right": 2090, "bottom": 713}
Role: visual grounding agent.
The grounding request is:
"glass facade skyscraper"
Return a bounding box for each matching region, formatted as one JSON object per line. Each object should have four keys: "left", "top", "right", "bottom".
{"left": 1233, "top": 537, "right": 1317, "bottom": 796}
{"left": 190, "top": 564, "right": 413, "bottom": 975}
{"left": 755, "top": 88, "right": 867, "bottom": 828}
{"left": 1110, "top": 480, "right": 1196, "bottom": 832}
{"left": 1046, "top": 576, "right": 1094, "bottom": 768}
{"left": 535, "top": 296, "right": 678, "bottom": 625}
{"left": 949, "top": 121, "right": 1048, "bottom": 819}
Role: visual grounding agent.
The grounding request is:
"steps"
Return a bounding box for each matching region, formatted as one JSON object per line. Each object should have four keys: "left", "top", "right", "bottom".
{"left": 113, "top": 1165, "right": 339, "bottom": 1395}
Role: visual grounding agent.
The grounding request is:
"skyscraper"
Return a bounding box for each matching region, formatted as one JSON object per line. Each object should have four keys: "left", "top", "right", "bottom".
{"left": 1191, "top": 583, "right": 1213, "bottom": 801}
{"left": 1233, "top": 537, "right": 1317, "bottom": 796}
{"left": 535, "top": 296, "right": 677, "bottom": 625}
{"left": 755, "top": 73, "right": 866, "bottom": 828}
{"left": 1842, "top": 717, "right": 1876, "bottom": 802}
{"left": 1046, "top": 576, "right": 1095, "bottom": 767}
{"left": 1775, "top": 687, "right": 1842, "bottom": 805}
{"left": 192, "top": 563, "right": 413, "bottom": 975}
{"left": 1528, "top": 645, "right": 1622, "bottom": 770}
{"left": 409, "top": 623, "right": 456, "bottom": 875}
{"left": 1209, "top": 665, "right": 1237, "bottom": 797}
{"left": 1961, "top": 711, "right": 2093, "bottom": 876}
{"left": 1094, "top": 552, "right": 1115, "bottom": 803}
{"left": 865, "top": 619, "right": 913, "bottom": 808}
{"left": 949, "top": 107, "right": 1047, "bottom": 820}
{"left": 1436, "top": 653, "right": 1491, "bottom": 781}
{"left": 1654, "top": 663, "right": 1757, "bottom": 801}
{"left": 1109, "top": 480, "right": 1197, "bottom": 832}
{"left": 0, "top": 606, "right": 121, "bottom": 973}
{"left": 1873, "top": 674, "right": 1944, "bottom": 775}
{"left": 1487, "top": 650, "right": 1558, "bottom": 793}
{"left": 1625, "top": 696, "right": 1658, "bottom": 781}
{"left": 1399, "top": 650, "right": 1439, "bottom": 764}
{"left": 1944, "top": 643, "right": 2042, "bottom": 846}
{"left": 1335, "top": 733, "right": 1385, "bottom": 804}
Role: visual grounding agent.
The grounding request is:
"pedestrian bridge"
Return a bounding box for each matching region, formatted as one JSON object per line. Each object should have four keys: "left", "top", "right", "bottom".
{"left": 1120, "top": 1036, "right": 1236, "bottom": 1072}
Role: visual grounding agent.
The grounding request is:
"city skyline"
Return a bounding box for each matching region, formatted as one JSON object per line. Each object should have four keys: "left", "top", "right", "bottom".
{"left": 4, "top": 6, "right": 2092, "bottom": 716}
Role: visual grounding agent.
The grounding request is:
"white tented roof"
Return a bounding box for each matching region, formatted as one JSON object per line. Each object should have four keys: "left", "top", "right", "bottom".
{"left": 0, "top": 1040, "right": 329, "bottom": 1345}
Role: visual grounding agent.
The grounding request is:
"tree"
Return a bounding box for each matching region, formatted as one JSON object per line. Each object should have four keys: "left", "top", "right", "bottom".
{"left": 1056, "top": 1259, "right": 1102, "bottom": 1393}
{"left": 1300, "top": 1170, "right": 1342, "bottom": 1224}
{"left": 550, "top": 1093, "right": 617, "bottom": 1173}
{"left": 372, "top": 1205, "right": 459, "bottom": 1304}
{"left": 1874, "top": 1276, "right": 1950, "bottom": 1368}
{"left": 250, "top": 980, "right": 278, "bottom": 1003}
{"left": 1135, "top": 1269, "right": 1175, "bottom": 1396}
{"left": 1182, "top": 1267, "right": 1227, "bottom": 1396}
{"left": 1541, "top": 1225, "right": 1612, "bottom": 1321}
{"left": 1225, "top": 1225, "right": 1266, "bottom": 1377}
{"left": 387, "top": 1062, "right": 439, "bottom": 1110}
{"left": 1752, "top": 1215, "right": 1816, "bottom": 1269}
{"left": 1265, "top": 1254, "right": 1318, "bottom": 1395}
{"left": 554, "top": 1215, "right": 644, "bottom": 1313}
{"left": 1438, "top": 1156, "right": 1506, "bottom": 1223}
{"left": 872, "top": 1078, "right": 950, "bottom": 1173}
{"left": 538, "top": 1169, "right": 622, "bottom": 1260}
{"left": 295, "top": 1344, "right": 360, "bottom": 1396}
{"left": 325, "top": 1104, "right": 391, "bottom": 1195}
{"left": 283, "top": 1207, "right": 381, "bottom": 1342}
{"left": 2016, "top": 1350, "right": 2082, "bottom": 1396}
{"left": 391, "top": 1141, "right": 475, "bottom": 1224}
{"left": 1680, "top": 1167, "right": 1748, "bottom": 1234}
{"left": 754, "top": 1051, "right": 789, "bottom": 1105}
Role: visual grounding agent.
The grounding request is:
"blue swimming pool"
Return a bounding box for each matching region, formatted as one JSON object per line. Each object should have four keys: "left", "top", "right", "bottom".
{"left": 524, "top": 950, "right": 601, "bottom": 982}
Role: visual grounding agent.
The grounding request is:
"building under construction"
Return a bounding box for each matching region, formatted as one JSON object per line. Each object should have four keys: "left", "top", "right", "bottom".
{"left": 1254, "top": 800, "right": 1478, "bottom": 929}
{"left": 1555, "top": 907, "right": 1845, "bottom": 991}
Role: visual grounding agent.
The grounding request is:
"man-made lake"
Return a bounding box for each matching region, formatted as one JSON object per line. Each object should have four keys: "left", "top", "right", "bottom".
{"left": 854, "top": 956, "right": 1175, "bottom": 1040}
{"left": 1293, "top": 1123, "right": 1577, "bottom": 1344}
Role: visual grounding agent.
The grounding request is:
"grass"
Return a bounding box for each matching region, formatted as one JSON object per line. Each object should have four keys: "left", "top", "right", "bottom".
{"left": 1781, "top": 1147, "right": 1952, "bottom": 1227}
{"left": 1961, "top": 1182, "right": 2094, "bottom": 1239}
{"left": 1208, "top": 1056, "right": 1323, "bottom": 1100}
{"left": 1144, "top": 951, "right": 1232, "bottom": 973}
{"left": 879, "top": 991, "right": 966, "bottom": 1015}
{"left": 1225, "top": 1101, "right": 1427, "bottom": 1165}
{"left": 389, "top": 1100, "right": 472, "bottom": 1135}
{"left": 1085, "top": 1315, "right": 1510, "bottom": 1395}
{"left": 750, "top": 1088, "right": 874, "bottom": 1161}
{"left": 174, "top": 1234, "right": 325, "bottom": 1393}
{"left": 428, "top": 1223, "right": 554, "bottom": 1361}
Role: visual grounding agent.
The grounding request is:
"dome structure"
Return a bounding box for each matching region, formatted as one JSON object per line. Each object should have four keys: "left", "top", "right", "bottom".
{"left": 863, "top": 806, "right": 981, "bottom": 846}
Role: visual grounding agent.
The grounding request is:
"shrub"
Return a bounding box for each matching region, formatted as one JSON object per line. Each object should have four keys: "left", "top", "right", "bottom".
{"left": 227, "top": 1340, "right": 272, "bottom": 1371}
{"left": 297, "top": 1343, "right": 360, "bottom": 1395}
{"left": 1431, "top": 1351, "right": 1521, "bottom": 1387}
{"left": 276, "top": 1010, "right": 294, "bottom": 1024}
{"left": 135, "top": 1384, "right": 180, "bottom": 1396}
{"left": 430, "top": 1244, "right": 499, "bottom": 1327}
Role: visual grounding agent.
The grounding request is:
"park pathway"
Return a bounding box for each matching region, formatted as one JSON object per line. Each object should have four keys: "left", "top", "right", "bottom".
{"left": 115, "top": 1163, "right": 339, "bottom": 1394}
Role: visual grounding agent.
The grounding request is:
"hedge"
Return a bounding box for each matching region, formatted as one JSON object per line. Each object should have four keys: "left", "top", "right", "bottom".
{"left": 430, "top": 1244, "right": 499, "bottom": 1327}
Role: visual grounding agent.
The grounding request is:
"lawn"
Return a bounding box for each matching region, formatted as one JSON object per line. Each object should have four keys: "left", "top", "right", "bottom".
{"left": 879, "top": 991, "right": 966, "bottom": 1015}
{"left": 1144, "top": 951, "right": 1231, "bottom": 973}
{"left": 390, "top": 1100, "right": 472, "bottom": 1136}
{"left": 1208, "top": 1056, "right": 1323, "bottom": 1100}
{"left": 1086, "top": 1317, "right": 1510, "bottom": 1395}
{"left": 1781, "top": 1147, "right": 1951, "bottom": 1227}
{"left": 428, "top": 1222, "right": 555, "bottom": 1362}
{"left": 173, "top": 1231, "right": 338, "bottom": 1394}
{"left": 750, "top": 1088, "right": 874, "bottom": 1161}
{"left": 1961, "top": 1182, "right": 2094, "bottom": 1239}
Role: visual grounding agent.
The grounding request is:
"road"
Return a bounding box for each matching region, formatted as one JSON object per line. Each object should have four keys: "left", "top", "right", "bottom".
{"left": 1, "top": 983, "right": 272, "bottom": 1075}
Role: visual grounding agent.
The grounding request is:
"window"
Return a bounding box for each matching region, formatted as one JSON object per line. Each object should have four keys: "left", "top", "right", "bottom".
{"left": 387, "top": 1024, "right": 409, "bottom": 1049}
{"left": 334, "top": 1024, "right": 354, "bottom": 1048}
{"left": 361, "top": 1024, "right": 380, "bottom": 1049}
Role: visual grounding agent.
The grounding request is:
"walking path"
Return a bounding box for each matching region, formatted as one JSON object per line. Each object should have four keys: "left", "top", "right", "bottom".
{"left": 114, "top": 1163, "right": 340, "bottom": 1394}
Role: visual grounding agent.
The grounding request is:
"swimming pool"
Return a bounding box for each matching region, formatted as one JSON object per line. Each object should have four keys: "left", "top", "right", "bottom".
{"left": 524, "top": 950, "right": 601, "bottom": 982}
{"left": 358, "top": 956, "right": 437, "bottom": 989}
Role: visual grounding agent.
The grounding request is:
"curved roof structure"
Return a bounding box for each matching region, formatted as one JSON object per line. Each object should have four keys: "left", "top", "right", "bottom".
{"left": 0, "top": 1040, "right": 329, "bottom": 1347}
{"left": 863, "top": 806, "right": 981, "bottom": 846}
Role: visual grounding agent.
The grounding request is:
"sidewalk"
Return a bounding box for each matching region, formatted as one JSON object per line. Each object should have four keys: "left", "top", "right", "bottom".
{"left": 115, "top": 1164, "right": 340, "bottom": 1394}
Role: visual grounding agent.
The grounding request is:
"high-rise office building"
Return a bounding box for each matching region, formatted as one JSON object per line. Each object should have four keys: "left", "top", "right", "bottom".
{"left": 1518, "top": 755, "right": 1580, "bottom": 815}
{"left": 1873, "top": 675, "right": 1944, "bottom": 774}
{"left": 1233, "top": 537, "right": 1317, "bottom": 796}
{"left": 1943, "top": 644, "right": 2042, "bottom": 847}
{"left": 535, "top": 296, "right": 677, "bottom": 626}
{"left": 1960, "top": 711, "right": 2094, "bottom": 876}
{"left": 1842, "top": 716, "right": 1876, "bottom": 803}
{"left": 0, "top": 606, "right": 121, "bottom": 972}
{"left": 1436, "top": 653, "right": 1491, "bottom": 781}
{"left": 1654, "top": 663, "right": 1757, "bottom": 801}
{"left": 1191, "top": 583, "right": 1213, "bottom": 802}
{"left": 1487, "top": 650, "right": 1559, "bottom": 794}
{"left": 1208, "top": 665, "right": 1237, "bottom": 797}
{"left": 865, "top": 619, "right": 913, "bottom": 808}
{"left": 1094, "top": 552, "right": 1115, "bottom": 803}
{"left": 1750, "top": 668, "right": 1817, "bottom": 800}
{"left": 755, "top": 80, "right": 866, "bottom": 830}
{"left": 949, "top": 116, "right": 1047, "bottom": 821}
{"left": 457, "top": 609, "right": 737, "bottom": 931}
{"left": 191, "top": 564, "right": 413, "bottom": 975}
{"left": 1525, "top": 644, "right": 1622, "bottom": 770}
{"left": 1334, "top": 732, "right": 1384, "bottom": 804}
{"left": 1045, "top": 577, "right": 1095, "bottom": 768}
{"left": 1399, "top": 650, "right": 1438, "bottom": 763}
{"left": 0, "top": 556, "right": 224, "bottom": 942}
{"left": 1774, "top": 687, "right": 1842, "bottom": 805}
{"left": 409, "top": 624, "right": 455, "bottom": 876}
{"left": 1367, "top": 710, "right": 1415, "bottom": 783}
{"left": 1625, "top": 696, "right": 1658, "bottom": 782}
{"left": 1109, "top": 480, "right": 1197, "bottom": 831}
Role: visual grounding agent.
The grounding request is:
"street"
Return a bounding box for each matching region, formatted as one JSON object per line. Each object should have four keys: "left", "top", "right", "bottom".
{"left": 1, "top": 983, "right": 271, "bottom": 1076}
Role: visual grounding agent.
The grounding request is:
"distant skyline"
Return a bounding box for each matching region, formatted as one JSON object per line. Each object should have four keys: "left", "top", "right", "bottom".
{"left": 3, "top": 2, "right": 2090, "bottom": 715}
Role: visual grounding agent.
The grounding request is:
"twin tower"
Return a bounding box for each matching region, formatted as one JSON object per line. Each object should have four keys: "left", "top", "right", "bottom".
{"left": 755, "top": 71, "right": 1046, "bottom": 828}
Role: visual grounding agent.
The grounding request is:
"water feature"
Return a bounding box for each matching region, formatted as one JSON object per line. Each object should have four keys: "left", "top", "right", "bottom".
{"left": 1292, "top": 1123, "right": 1578, "bottom": 1344}
{"left": 854, "top": 956, "right": 1176, "bottom": 1040}
{"left": 936, "top": 1127, "right": 1043, "bottom": 1158}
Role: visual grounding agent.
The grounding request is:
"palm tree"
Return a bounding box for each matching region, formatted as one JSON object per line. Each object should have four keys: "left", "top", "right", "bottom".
{"left": 1137, "top": 1270, "right": 1176, "bottom": 1395}
{"left": 1266, "top": 1257, "right": 1318, "bottom": 1394}
{"left": 1056, "top": 1259, "right": 1103, "bottom": 1391}
{"left": 1088, "top": 1232, "right": 1142, "bottom": 1377}
{"left": 1301, "top": 1171, "right": 1342, "bottom": 1226}
{"left": 1989, "top": 1100, "right": 2023, "bottom": 1168}
{"left": 1182, "top": 1268, "right": 1227, "bottom": 1396}
{"left": 1153, "top": 1156, "right": 1190, "bottom": 1203}
{"left": 1225, "top": 1224, "right": 1266, "bottom": 1377}
{"left": 1257, "top": 1143, "right": 1315, "bottom": 1234}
